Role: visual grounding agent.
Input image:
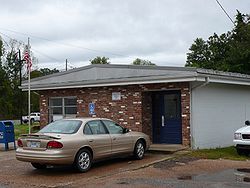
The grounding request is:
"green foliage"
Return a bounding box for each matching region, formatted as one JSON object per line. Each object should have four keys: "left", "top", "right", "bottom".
{"left": 90, "top": 56, "right": 110, "bottom": 64}
{"left": 0, "top": 36, "right": 60, "bottom": 119}
{"left": 189, "top": 146, "right": 248, "bottom": 161}
{"left": 186, "top": 11, "right": 250, "bottom": 74}
{"left": 132, "top": 58, "right": 155, "bottom": 66}
{"left": 31, "top": 68, "right": 59, "bottom": 79}
{"left": 14, "top": 123, "right": 39, "bottom": 139}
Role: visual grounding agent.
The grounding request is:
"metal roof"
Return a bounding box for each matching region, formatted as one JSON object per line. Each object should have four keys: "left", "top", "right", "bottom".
{"left": 20, "top": 64, "right": 250, "bottom": 91}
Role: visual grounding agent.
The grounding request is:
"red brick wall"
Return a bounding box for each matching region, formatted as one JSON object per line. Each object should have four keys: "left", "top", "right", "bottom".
{"left": 39, "top": 82, "right": 190, "bottom": 146}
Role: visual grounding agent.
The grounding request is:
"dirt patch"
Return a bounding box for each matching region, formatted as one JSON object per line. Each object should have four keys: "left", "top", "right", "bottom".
{"left": 153, "top": 155, "right": 199, "bottom": 169}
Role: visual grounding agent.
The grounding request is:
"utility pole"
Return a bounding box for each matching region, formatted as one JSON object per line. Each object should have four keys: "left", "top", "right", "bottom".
{"left": 66, "top": 59, "right": 68, "bottom": 71}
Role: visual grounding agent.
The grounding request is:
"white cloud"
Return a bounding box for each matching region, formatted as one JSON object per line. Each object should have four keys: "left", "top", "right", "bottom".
{"left": 0, "top": 0, "right": 249, "bottom": 69}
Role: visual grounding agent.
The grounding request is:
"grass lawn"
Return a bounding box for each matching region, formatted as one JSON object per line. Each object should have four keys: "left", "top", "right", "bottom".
{"left": 188, "top": 146, "right": 249, "bottom": 161}
{"left": 14, "top": 123, "right": 40, "bottom": 139}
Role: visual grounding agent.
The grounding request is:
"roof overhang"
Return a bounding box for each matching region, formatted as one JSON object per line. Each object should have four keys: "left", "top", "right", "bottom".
{"left": 20, "top": 76, "right": 196, "bottom": 91}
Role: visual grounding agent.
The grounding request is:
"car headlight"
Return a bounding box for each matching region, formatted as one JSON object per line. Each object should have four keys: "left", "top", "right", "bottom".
{"left": 234, "top": 133, "right": 242, "bottom": 140}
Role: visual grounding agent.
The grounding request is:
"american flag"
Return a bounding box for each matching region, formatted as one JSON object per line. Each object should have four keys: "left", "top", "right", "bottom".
{"left": 23, "top": 51, "right": 32, "bottom": 72}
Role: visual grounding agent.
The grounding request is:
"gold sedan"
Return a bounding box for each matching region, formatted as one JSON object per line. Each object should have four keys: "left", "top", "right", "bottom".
{"left": 16, "top": 118, "right": 150, "bottom": 172}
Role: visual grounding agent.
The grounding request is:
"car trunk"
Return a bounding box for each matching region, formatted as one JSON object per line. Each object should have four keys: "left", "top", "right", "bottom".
{"left": 20, "top": 133, "right": 62, "bottom": 151}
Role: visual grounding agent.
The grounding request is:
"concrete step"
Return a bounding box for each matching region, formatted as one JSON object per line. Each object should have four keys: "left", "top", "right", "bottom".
{"left": 149, "top": 144, "right": 188, "bottom": 154}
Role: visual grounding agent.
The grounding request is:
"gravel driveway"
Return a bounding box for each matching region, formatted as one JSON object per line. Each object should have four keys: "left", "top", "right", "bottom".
{"left": 0, "top": 148, "right": 250, "bottom": 188}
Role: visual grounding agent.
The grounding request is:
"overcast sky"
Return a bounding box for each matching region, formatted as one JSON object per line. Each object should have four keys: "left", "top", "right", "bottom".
{"left": 0, "top": 0, "right": 249, "bottom": 71}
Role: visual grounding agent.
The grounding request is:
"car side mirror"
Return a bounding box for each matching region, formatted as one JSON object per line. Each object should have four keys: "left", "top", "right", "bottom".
{"left": 123, "top": 128, "right": 129, "bottom": 134}
{"left": 245, "top": 120, "right": 250, "bottom": 126}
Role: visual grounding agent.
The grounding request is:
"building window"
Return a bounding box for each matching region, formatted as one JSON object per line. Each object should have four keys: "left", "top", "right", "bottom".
{"left": 64, "top": 97, "right": 77, "bottom": 115}
{"left": 49, "top": 97, "right": 77, "bottom": 121}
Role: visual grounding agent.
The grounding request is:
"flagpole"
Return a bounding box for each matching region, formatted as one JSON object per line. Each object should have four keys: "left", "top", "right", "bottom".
{"left": 28, "top": 37, "right": 31, "bottom": 134}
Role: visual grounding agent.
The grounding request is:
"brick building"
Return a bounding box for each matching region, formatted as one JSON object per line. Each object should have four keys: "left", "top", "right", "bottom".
{"left": 21, "top": 64, "right": 250, "bottom": 149}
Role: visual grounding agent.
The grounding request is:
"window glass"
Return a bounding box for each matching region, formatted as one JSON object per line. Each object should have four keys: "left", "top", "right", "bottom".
{"left": 50, "top": 98, "right": 62, "bottom": 106}
{"left": 164, "top": 94, "right": 180, "bottom": 120}
{"left": 30, "top": 113, "right": 36, "bottom": 116}
{"left": 87, "top": 120, "right": 107, "bottom": 134}
{"left": 39, "top": 120, "right": 81, "bottom": 134}
{"left": 102, "top": 120, "right": 124, "bottom": 134}
{"left": 83, "top": 123, "right": 93, "bottom": 135}
{"left": 65, "top": 107, "right": 77, "bottom": 114}
{"left": 64, "top": 98, "right": 77, "bottom": 106}
{"left": 51, "top": 107, "right": 62, "bottom": 114}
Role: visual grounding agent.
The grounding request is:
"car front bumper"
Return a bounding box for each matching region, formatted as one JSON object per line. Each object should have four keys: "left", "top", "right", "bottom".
{"left": 233, "top": 139, "right": 250, "bottom": 150}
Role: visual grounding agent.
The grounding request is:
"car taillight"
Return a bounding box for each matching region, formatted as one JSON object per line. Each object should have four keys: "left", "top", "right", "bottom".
{"left": 17, "top": 139, "right": 23, "bottom": 147}
{"left": 47, "top": 141, "right": 63, "bottom": 149}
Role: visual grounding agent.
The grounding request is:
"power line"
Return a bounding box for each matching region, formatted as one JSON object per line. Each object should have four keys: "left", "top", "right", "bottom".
{"left": 31, "top": 48, "right": 62, "bottom": 63}
{"left": 215, "top": 0, "right": 235, "bottom": 26}
{"left": 0, "top": 27, "right": 127, "bottom": 57}
{"left": 0, "top": 29, "right": 159, "bottom": 66}
{"left": 0, "top": 31, "right": 66, "bottom": 68}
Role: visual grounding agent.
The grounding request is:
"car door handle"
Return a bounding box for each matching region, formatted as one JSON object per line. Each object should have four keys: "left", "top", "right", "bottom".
{"left": 162, "top": 116, "right": 165, "bottom": 127}
{"left": 113, "top": 138, "right": 116, "bottom": 140}
{"left": 89, "top": 139, "right": 94, "bottom": 142}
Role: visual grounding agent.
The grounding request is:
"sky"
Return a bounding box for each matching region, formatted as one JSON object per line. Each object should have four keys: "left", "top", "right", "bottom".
{"left": 0, "top": 0, "right": 249, "bottom": 71}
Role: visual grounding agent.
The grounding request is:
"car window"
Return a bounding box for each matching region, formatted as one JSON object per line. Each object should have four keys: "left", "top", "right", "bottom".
{"left": 39, "top": 120, "right": 81, "bottom": 134}
{"left": 30, "top": 113, "right": 36, "bottom": 116}
{"left": 83, "top": 123, "right": 93, "bottom": 135}
{"left": 87, "top": 120, "right": 108, "bottom": 135}
{"left": 102, "top": 120, "right": 124, "bottom": 134}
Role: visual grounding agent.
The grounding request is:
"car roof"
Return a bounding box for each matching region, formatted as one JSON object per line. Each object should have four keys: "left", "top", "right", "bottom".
{"left": 60, "top": 117, "right": 112, "bottom": 123}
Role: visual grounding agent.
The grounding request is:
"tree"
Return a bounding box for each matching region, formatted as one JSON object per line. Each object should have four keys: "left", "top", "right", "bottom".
{"left": 90, "top": 56, "right": 110, "bottom": 64}
{"left": 0, "top": 35, "right": 60, "bottom": 119}
{"left": 186, "top": 11, "right": 250, "bottom": 74}
{"left": 0, "top": 37, "right": 14, "bottom": 119}
{"left": 132, "top": 58, "right": 155, "bottom": 66}
{"left": 31, "top": 68, "right": 59, "bottom": 79}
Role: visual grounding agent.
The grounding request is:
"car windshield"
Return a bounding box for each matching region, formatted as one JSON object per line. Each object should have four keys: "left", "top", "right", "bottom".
{"left": 39, "top": 120, "right": 82, "bottom": 134}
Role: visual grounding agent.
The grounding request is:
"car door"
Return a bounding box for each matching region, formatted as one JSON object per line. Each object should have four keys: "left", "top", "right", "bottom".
{"left": 102, "top": 120, "right": 133, "bottom": 155}
{"left": 83, "top": 120, "right": 112, "bottom": 159}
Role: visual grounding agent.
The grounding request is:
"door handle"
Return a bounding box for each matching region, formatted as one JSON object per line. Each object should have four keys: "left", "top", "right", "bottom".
{"left": 113, "top": 138, "right": 117, "bottom": 140}
{"left": 89, "top": 139, "right": 94, "bottom": 142}
{"left": 162, "top": 116, "right": 165, "bottom": 127}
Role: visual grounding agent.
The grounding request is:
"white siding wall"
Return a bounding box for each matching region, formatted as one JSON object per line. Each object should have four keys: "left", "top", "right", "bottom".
{"left": 191, "top": 83, "right": 250, "bottom": 149}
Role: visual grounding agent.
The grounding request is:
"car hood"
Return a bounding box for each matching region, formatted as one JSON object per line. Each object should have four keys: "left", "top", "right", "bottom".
{"left": 235, "top": 126, "right": 250, "bottom": 133}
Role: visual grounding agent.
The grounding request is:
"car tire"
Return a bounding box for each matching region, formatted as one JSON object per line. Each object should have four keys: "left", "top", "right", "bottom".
{"left": 134, "top": 140, "right": 145, "bottom": 160}
{"left": 74, "top": 149, "right": 92, "bottom": 173}
{"left": 236, "top": 148, "right": 249, "bottom": 156}
{"left": 31, "top": 163, "right": 47, "bottom": 169}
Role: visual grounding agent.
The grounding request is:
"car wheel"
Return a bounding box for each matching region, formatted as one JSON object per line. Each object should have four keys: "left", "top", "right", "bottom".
{"left": 236, "top": 148, "right": 248, "bottom": 156}
{"left": 134, "top": 140, "right": 145, "bottom": 160}
{"left": 31, "top": 163, "right": 47, "bottom": 169}
{"left": 75, "top": 149, "right": 92, "bottom": 173}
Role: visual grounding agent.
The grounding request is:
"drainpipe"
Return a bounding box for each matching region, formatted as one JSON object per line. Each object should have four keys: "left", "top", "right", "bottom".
{"left": 190, "top": 76, "right": 210, "bottom": 149}
{"left": 192, "top": 77, "right": 210, "bottom": 90}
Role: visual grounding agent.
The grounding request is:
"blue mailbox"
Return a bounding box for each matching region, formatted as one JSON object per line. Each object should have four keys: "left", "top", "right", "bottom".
{"left": 0, "top": 121, "right": 16, "bottom": 150}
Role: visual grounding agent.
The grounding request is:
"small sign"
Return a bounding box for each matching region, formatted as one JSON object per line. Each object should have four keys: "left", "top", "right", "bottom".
{"left": 89, "top": 102, "right": 95, "bottom": 115}
{"left": 112, "top": 92, "right": 121, "bottom": 101}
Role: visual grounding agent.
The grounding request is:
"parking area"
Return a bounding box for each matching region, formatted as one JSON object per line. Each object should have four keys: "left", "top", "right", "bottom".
{"left": 1, "top": 146, "right": 250, "bottom": 188}
{"left": 0, "top": 147, "right": 170, "bottom": 188}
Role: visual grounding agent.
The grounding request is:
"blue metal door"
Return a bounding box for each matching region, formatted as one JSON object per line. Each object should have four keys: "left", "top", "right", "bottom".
{"left": 152, "top": 91, "right": 182, "bottom": 144}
